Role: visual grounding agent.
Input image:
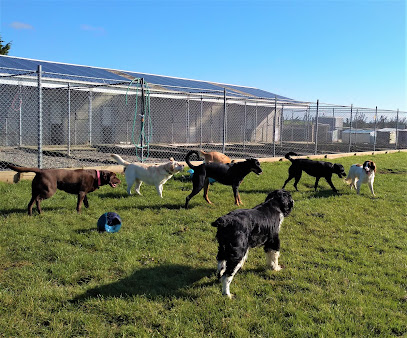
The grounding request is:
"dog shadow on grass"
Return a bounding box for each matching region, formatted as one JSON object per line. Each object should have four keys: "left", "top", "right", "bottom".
{"left": 71, "top": 264, "right": 215, "bottom": 303}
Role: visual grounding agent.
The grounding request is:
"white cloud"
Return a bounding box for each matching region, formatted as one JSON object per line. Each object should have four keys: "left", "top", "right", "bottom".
{"left": 80, "top": 24, "right": 105, "bottom": 34}
{"left": 10, "top": 22, "right": 34, "bottom": 30}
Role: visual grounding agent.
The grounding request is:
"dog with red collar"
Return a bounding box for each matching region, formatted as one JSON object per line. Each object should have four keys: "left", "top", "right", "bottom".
{"left": 7, "top": 165, "right": 120, "bottom": 215}
{"left": 345, "top": 160, "right": 376, "bottom": 196}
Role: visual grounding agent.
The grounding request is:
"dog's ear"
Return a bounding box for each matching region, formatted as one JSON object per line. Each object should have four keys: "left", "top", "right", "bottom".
{"left": 279, "top": 192, "right": 294, "bottom": 216}
{"left": 102, "top": 171, "right": 110, "bottom": 182}
{"left": 266, "top": 190, "right": 293, "bottom": 216}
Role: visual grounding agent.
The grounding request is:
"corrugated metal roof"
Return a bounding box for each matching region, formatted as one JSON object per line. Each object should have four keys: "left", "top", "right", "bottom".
{"left": 0, "top": 55, "right": 294, "bottom": 100}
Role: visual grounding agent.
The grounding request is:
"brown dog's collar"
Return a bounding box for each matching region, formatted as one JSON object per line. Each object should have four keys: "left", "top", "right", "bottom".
{"left": 96, "top": 170, "right": 101, "bottom": 187}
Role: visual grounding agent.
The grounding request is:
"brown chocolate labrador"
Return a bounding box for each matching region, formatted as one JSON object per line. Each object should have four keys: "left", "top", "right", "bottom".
{"left": 8, "top": 165, "right": 121, "bottom": 215}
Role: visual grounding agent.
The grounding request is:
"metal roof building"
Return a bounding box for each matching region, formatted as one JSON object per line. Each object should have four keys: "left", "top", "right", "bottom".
{"left": 0, "top": 55, "right": 295, "bottom": 101}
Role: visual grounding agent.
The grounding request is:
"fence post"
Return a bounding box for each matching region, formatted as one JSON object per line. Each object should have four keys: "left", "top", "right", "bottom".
{"left": 395, "top": 109, "right": 399, "bottom": 149}
{"left": 200, "top": 95, "right": 203, "bottom": 149}
{"left": 186, "top": 97, "right": 190, "bottom": 144}
{"left": 373, "top": 106, "right": 377, "bottom": 152}
{"left": 280, "top": 104, "right": 284, "bottom": 146}
{"left": 314, "top": 100, "right": 319, "bottom": 155}
{"left": 140, "top": 78, "right": 145, "bottom": 162}
{"left": 37, "top": 65, "right": 43, "bottom": 168}
{"left": 243, "top": 100, "right": 247, "bottom": 151}
{"left": 348, "top": 104, "right": 353, "bottom": 153}
{"left": 67, "top": 83, "right": 71, "bottom": 157}
{"left": 19, "top": 84, "right": 22, "bottom": 146}
{"left": 255, "top": 103, "right": 258, "bottom": 143}
{"left": 88, "top": 91, "right": 92, "bottom": 146}
{"left": 5, "top": 118, "right": 8, "bottom": 147}
{"left": 222, "top": 88, "right": 226, "bottom": 153}
{"left": 273, "top": 97, "right": 277, "bottom": 157}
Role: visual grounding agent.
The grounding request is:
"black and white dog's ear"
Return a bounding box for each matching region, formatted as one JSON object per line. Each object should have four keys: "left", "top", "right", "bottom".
{"left": 280, "top": 191, "right": 294, "bottom": 216}
{"left": 265, "top": 190, "right": 281, "bottom": 202}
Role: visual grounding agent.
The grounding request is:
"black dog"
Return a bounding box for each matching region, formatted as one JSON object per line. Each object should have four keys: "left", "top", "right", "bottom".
{"left": 282, "top": 152, "right": 346, "bottom": 193}
{"left": 185, "top": 150, "right": 262, "bottom": 208}
{"left": 212, "top": 189, "right": 294, "bottom": 298}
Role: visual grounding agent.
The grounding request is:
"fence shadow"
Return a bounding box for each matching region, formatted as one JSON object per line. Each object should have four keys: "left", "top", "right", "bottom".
{"left": 71, "top": 264, "right": 215, "bottom": 303}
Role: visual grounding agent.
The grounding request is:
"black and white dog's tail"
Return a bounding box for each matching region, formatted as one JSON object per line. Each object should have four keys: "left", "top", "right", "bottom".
{"left": 284, "top": 152, "right": 298, "bottom": 162}
{"left": 185, "top": 150, "right": 203, "bottom": 169}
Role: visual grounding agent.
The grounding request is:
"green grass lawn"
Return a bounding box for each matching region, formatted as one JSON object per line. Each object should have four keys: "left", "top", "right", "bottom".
{"left": 0, "top": 152, "right": 406, "bottom": 337}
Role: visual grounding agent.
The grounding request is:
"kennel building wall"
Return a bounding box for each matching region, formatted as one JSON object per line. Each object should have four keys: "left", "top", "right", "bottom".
{"left": 0, "top": 66, "right": 406, "bottom": 170}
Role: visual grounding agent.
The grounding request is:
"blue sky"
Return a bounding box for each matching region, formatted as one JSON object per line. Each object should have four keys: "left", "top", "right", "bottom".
{"left": 1, "top": 0, "right": 406, "bottom": 111}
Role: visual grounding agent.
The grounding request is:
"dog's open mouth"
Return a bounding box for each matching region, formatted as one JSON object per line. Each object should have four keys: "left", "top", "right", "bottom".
{"left": 110, "top": 181, "right": 120, "bottom": 188}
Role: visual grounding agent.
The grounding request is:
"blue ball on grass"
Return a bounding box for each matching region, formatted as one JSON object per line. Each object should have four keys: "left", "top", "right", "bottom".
{"left": 97, "top": 212, "right": 122, "bottom": 233}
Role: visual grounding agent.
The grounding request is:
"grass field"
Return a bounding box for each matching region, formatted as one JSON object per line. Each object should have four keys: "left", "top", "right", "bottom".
{"left": 0, "top": 152, "right": 406, "bottom": 337}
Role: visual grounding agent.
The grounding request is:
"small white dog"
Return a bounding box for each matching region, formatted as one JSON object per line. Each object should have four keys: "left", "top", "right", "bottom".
{"left": 111, "top": 154, "right": 184, "bottom": 198}
{"left": 345, "top": 160, "right": 376, "bottom": 196}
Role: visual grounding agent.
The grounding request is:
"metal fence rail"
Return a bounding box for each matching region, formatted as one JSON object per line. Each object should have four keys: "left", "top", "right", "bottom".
{"left": 1, "top": 67, "right": 406, "bottom": 170}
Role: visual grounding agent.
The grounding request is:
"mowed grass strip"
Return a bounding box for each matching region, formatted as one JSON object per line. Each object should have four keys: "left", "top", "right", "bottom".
{"left": 0, "top": 152, "right": 406, "bottom": 336}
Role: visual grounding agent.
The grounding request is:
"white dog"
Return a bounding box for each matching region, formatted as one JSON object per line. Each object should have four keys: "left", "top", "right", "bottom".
{"left": 345, "top": 160, "right": 376, "bottom": 196}
{"left": 111, "top": 154, "right": 184, "bottom": 198}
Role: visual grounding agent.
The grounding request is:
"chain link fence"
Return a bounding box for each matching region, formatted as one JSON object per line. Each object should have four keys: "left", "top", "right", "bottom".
{"left": 1, "top": 67, "right": 406, "bottom": 170}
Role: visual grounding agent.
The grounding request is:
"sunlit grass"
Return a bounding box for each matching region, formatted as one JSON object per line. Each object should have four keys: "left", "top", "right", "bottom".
{"left": 0, "top": 152, "right": 406, "bottom": 336}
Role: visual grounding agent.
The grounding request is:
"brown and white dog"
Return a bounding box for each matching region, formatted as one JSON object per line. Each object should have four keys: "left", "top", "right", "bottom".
{"left": 345, "top": 160, "right": 376, "bottom": 196}
{"left": 200, "top": 150, "right": 232, "bottom": 164}
{"left": 111, "top": 154, "right": 184, "bottom": 198}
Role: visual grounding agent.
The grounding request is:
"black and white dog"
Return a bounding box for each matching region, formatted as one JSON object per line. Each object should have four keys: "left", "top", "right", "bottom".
{"left": 211, "top": 189, "right": 294, "bottom": 298}
{"left": 345, "top": 160, "right": 376, "bottom": 196}
{"left": 282, "top": 152, "right": 346, "bottom": 193}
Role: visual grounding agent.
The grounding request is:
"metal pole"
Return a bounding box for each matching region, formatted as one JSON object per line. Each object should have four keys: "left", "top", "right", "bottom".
{"left": 186, "top": 98, "right": 190, "bottom": 145}
{"left": 5, "top": 118, "right": 8, "bottom": 146}
{"left": 67, "top": 83, "right": 71, "bottom": 157}
{"left": 243, "top": 100, "right": 247, "bottom": 150}
{"left": 273, "top": 97, "right": 277, "bottom": 157}
{"left": 314, "top": 100, "right": 319, "bottom": 155}
{"left": 222, "top": 88, "right": 226, "bottom": 153}
{"left": 88, "top": 91, "right": 92, "bottom": 146}
{"left": 255, "top": 103, "right": 258, "bottom": 142}
{"left": 140, "top": 78, "right": 145, "bottom": 162}
{"left": 200, "top": 96, "right": 203, "bottom": 149}
{"left": 19, "top": 84, "right": 22, "bottom": 146}
{"left": 373, "top": 106, "right": 377, "bottom": 152}
{"left": 348, "top": 104, "right": 353, "bottom": 153}
{"left": 395, "top": 109, "right": 399, "bottom": 149}
{"left": 37, "top": 65, "right": 43, "bottom": 168}
{"left": 280, "top": 104, "right": 284, "bottom": 146}
{"left": 210, "top": 106, "right": 213, "bottom": 143}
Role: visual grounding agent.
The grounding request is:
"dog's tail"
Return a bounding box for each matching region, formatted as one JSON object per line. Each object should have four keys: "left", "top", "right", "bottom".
{"left": 344, "top": 172, "right": 352, "bottom": 183}
{"left": 7, "top": 164, "right": 42, "bottom": 183}
{"left": 284, "top": 152, "right": 298, "bottom": 162}
{"left": 111, "top": 154, "right": 131, "bottom": 167}
{"left": 185, "top": 150, "right": 202, "bottom": 169}
{"left": 7, "top": 164, "right": 42, "bottom": 174}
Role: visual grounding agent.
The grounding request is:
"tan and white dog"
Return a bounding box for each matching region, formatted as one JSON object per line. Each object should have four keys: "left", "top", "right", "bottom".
{"left": 345, "top": 160, "right": 376, "bottom": 196}
{"left": 111, "top": 154, "right": 184, "bottom": 198}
